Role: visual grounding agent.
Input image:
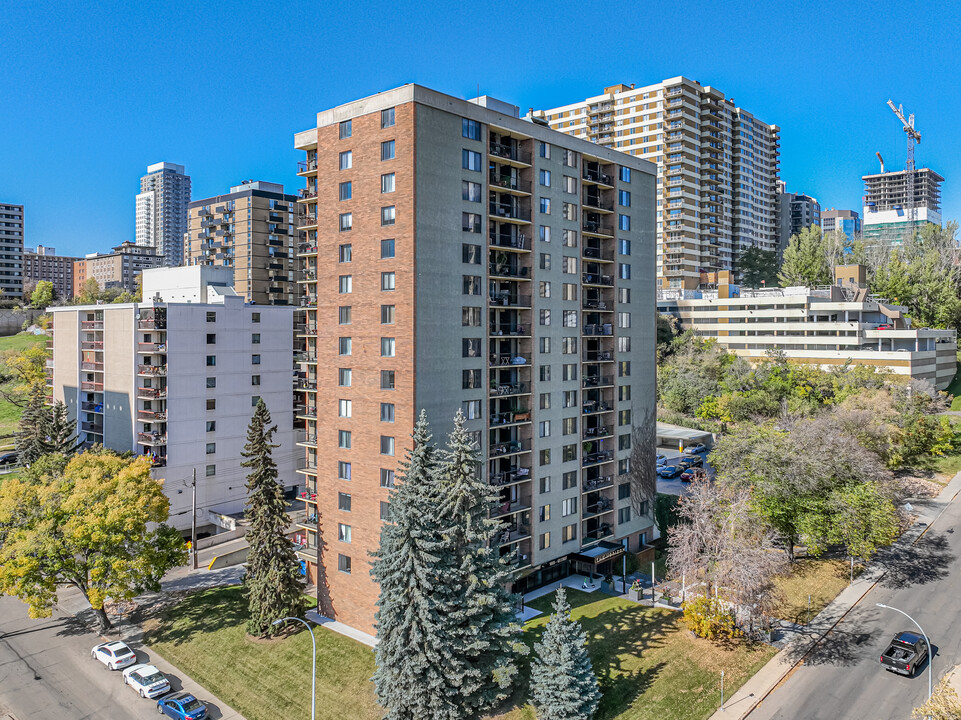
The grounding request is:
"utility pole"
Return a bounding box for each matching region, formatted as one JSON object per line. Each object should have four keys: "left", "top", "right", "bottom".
{"left": 190, "top": 468, "right": 198, "bottom": 569}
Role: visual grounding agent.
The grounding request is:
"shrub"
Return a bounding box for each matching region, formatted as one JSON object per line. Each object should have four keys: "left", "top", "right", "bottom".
{"left": 682, "top": 595, "right": 741, "bottom": 641}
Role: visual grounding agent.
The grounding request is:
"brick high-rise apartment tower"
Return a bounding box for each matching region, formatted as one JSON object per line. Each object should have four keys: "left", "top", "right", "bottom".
{"left": 535, "top": 78, "right": 780, "bottom": 289}
{"left": 294, "top": 85, "right": 657, "bottom": 633}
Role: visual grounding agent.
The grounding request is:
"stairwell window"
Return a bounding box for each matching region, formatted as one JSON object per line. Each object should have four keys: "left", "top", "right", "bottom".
{"left": 381, "top": 107, "right": 395, "bottom": 128}
{"left": 381, "top": 140, "right": 395, "bottom": 161}
{"left": 339, "top": 151, "right": 352, "bottom": 170}
{"left": 381, "top": 206, "right": 395, "bottom": 226}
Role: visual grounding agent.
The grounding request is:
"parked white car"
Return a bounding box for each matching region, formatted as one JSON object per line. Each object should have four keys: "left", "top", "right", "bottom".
{"left": 122, "top": 663, "right": 171, "bottom": 698}
{"left": 90, "top": 641, "right": 137, "bottom": 670}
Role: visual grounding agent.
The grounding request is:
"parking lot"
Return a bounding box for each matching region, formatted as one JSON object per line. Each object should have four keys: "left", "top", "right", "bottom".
{"left": 655, "top": 445, "right": 715, "bottom": 497}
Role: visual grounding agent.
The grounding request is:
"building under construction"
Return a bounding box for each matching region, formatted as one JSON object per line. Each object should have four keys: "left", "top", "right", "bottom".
{"left": 862, "top": 167, "right": 943, "bottom": 245}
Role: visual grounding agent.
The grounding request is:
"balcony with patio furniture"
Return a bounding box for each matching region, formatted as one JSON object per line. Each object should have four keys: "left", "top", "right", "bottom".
{"left": 489, "top": 223, "right": 529, "bottom": 251}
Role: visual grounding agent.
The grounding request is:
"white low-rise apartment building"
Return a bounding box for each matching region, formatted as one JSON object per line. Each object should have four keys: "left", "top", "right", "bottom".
{"left": 657, "top": 266, "right": 957, "bottom": 390}
{"left": 47, "top": 266, "right": 299, "bottom": 534}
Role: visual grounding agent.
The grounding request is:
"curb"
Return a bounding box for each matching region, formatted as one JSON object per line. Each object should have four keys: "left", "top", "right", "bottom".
{"left": 708, "top": 470, "right": 961, "bottom": 720}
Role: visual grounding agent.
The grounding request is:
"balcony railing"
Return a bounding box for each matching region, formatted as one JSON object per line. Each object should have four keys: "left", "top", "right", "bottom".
{"left": 80, "top": 381, "right": 103, "bottom": 391}
{"left": 81, "top": 320, "right": 103, "bottom": 330}
{"left": 490, "top": 381, "right": 530, "bottom": 396}
{"left": 138, "top": 432, "right": 167, "bottom": 445}
{"left": 583, "top": 499, "right": 614, "bottom": 518}
{"left": 490, "top": 440, "right": 530, "bottom": 457}
{"left": 137, "top": 410, "right": 167, "bottom": 422}
{"left": 490, "top": 466, "right": 531, "bottom": 486}
{"left": 81, "top": 341, "right": 104, "bottom": 350}
{"left": 81, "top": 421, "right": 104, "bottom": 434}
{"left": 582, "top": 246, "right": 615, "bottom": 262}
{"left": 582, "top": 193, "right": 614, "bottom": 211}
{"left": 582, "top": 450, "right": 614, "bottom": 467}
{"left": 582, "top": 273, "right": 614, "bottom": 286}
{"left": 295, "top": 352, "right": 317, "bottom": 363}
{"left": 583, "top": 425, "right": 611, "bottom": 440}
{"left": 490, "top": 143, "right": 532, "bottom": 164}
{"left": 489, "top": 229, "right": 528, "bottom": 250}
{"left": 583, "top": 219, "right": 614, "bottom": 236}
{"left": 582, "top": 375, "right": 613, "bottom": 389}
{"left": 583, "top": 350, "right": 614, "bottom": 362}
{"left": 81, "top": 401, "right": 104, "bottom": 413}
{"left": 138, "top": 365, "right": 167, "bottom": 376}
{"left": 488, "top": 293, "right": 532, "bottom": 308}
{"left": 489, "top": 355, "right": 530, "bottom": 368}
{"left": 491, "top": 499, "right": 532, "bottom": 518}
{"left": 489, "top": 324, "right": 529, "bottom": 337}
{"left": 137, "top": 319, "right": 167, "bottom": 330}
{"left": 583, "top": 168, "right": 614, "bottom": 185}
{"left": 489, "top": 174, "right": 532, "bottom": 193}
{"left": 583, "top": 475, "right": 614, "bottom": 492}
{"left": 137, "top": 387, "right": 167, "bottom": 399}
{"left": 489, "top": 202, "right": 531, "bottom": 222}
{"left": 583, "top": 323, "right": 613, "bottom": 337}
{"left": 298, "top": 158, "right": 318, "bottom": 173}
{"left": 299, "top": 214, "right": 318, "bottom": 227}
{"left": 80, "top": 362, "right": 104, "bottom": 371}
{"left": 488, "top": 263, "right": 530, "bottom": 279}
{"left": 138, "top": 342, "right": 167, "bottom": 352}
{"left": 582, "top": 299, "right": 611, "bottom": 311}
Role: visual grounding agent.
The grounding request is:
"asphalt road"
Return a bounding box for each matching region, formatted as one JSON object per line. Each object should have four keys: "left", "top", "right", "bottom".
{"left": 750, "top": 493, "right": 961, "bottom": 720}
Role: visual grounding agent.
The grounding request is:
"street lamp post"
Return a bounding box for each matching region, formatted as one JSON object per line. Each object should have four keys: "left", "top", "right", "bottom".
{"left": 876, "top": 603, "right": 932, "bottom": 703}
{"left": 272, "top": 616, "right": 317, "bottom": 720}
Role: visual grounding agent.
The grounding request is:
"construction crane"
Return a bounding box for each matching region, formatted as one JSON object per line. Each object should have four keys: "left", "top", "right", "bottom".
{"left": 886, "top": 99, "right": 921, "bottom": 223}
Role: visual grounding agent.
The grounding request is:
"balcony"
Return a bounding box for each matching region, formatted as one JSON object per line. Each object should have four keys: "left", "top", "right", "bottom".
{"left": 582, "top": 272, "right": 614, "bottom": 287}
{"left": 582, "top": 192, "right": 614, "bottom": 212}
{"left": 81, "top": 421, "right": 104, "bottom": 434}
{"left": 297, "top": 406, "right": 317, "bottom": 419}
{"left": 137, "top": 409, "right": 167, "bottom": 422}
{"left": 488, "top": 262, "right": 530, "bottom": 280}
{"left": 583, "top": 497, "right": 614, "bottom": 519}
{"left": 81, "top": 341, "right": 104, "bottom": 350}
{"left": 489, "top": 323, "right": 529, "bottom": 338}
{"left": 582, "top": 245, "right": 615, "bottom": 262}
{"left": 583, "top": 524, "right": 614, "bottom": 544}
{"left": 488, "top": 292, "right": 531, "bottom": 308}
{"left": 298, "top": 242, "right": 319, "bottom": 255}
{"left": 80, "top": 362, "right": 104, "bottom": 372}
{"left": 583, "top": 350, "right": 614, "bottom": 362}
{"left": 80, "top": 381, "right": 103, "bottom": 391}
{"left": 81, "top": 401, "right": 104, "bottom": 413}
{"left": 583, "top": 323, "right": 613, "bottom": 337}
{"left": 489, "top": 354, "right": 530, "bottom": 369}
{"left": 298, "top": 379, "right": 318, "bottom": 391}
{"left": 582, "top": 375, "right": 613, "bottom": 389}
{"left": 489, "top": 143, "right": 531, "bottom": 165}
{"left": 149, "top": 455, "right": 167, "bottom": 468}
{"left": 490, "top": 464, "right": 531, "bottom": 487}
{"left": 491, "top": 498, "right": 532, "bottom": 519}
{"left": 297, "top": 158, "right": 318, "bottom": 174}
{"left": 137, "top": 319, "right": 167, "bottom": 330}
{"left": 490, "top": 439, "right": 531, "bottom": 458}
{"left": 138, "top": 432, "right": 167, "bottom": 446}
{"left": 489, "top": 172, "right": 532, "bottom": 194}
{"left": 299, "top": 214, "right": 318, "bottom": 228}
{"left": 582, "top": 450, "right": 614, "bottom": 467}
{"left": 582, "top": 168, "right": 614, "bottom": 187}
{"left": 138, "top": 364, "right": 167, "bottom": 377}
{"left": 583, "top": 217, "right": 614, "bottom": 237}
{"left": 137, "top": 342, "right": 167, "bottom": 353}
{"left": 489, "top": 227, "right": 529, "bottom": 251}
{"left": 81, "top": 320, "right": 103, "bottom": 330}
{"left": 489, "top": 201, "right": 531, "bottom": 223}
{"left": 496, "top": 525, "right": 532, "bottom": 546}
{"left": 137, "top": 387, "right": 167, "bottom": 399}
{"left": 490, "top": 381, "right": 530, "bottom": 397}
{"left": 583, "top": 475, "right": 614, "bottom": 492}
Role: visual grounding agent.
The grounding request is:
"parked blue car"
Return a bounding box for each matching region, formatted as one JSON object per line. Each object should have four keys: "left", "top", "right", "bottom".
{"left": 157, "top": 692, "right": 207, "bottom": 719}
{"left": 657, "top": 465, "right": 683, "bottom": 478}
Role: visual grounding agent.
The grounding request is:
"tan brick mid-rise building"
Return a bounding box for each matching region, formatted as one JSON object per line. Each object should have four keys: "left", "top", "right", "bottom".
{"left": 24, "top": 245, "right": 79, "bottom": 299}
{"left": 73, "top": 241, "right": 163, "bottom": 296}
{"left": 534, "top": 78, "right": 781, "bottom": 289}
{"left": 294, "top": 85, "right": 657, "bottom": 633}
{"left": 185, "top": 181, "right": 303, "bottom": 305}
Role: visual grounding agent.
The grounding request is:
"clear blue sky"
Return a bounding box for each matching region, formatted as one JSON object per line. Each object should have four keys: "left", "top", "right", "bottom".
{"left": 3, "top": 0, "right": 960, "bottom": 256}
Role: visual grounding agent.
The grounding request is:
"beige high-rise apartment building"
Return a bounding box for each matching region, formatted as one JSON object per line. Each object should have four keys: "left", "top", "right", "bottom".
{"left": 185, "top": 181, "right": 303, "bottom": 306}
{"left": 294, "top": 84, "right": 657, "bottom": 634}
{"left": 534, "top": 78, "right": 781, "bottom": 289}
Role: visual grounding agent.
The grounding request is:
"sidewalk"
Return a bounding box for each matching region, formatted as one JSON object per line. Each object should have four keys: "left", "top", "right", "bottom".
{"left": 708, "top": 469, "right": 961, "bottom": 720}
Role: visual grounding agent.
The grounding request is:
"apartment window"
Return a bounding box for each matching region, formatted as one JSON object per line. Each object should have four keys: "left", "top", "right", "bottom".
{"left": 462, "top": 306, "right": 481, "bottom": 326}
{"left": 381, "top": 140, "right": 395, "bottom": 161}
{"left": 540, "top": 365, "right": 551, "bottom": 382}
{"left": 462, "top": 399, "right": 481, "bottom": 420}
{"left": 251, "top": 374, "right": 261, "bottom": 387}
{"left": 338, "top": 554, "right": 351, "bottom": 574}
{"left": 339, "top": 399, "right": 352, "bottom": 417}
{"left": 620, "top": 167, "right": 631, "bottom": 183}
{"left": 539, "top": 504, "right": 551, "bottom": 523}
{"left": 206, "top": 399, "right": 216, "bottom": 410}
{"left": 539, "top": 420, "right": 551, "bottom": 438}
{"left": 462, "top": 118, "right": 481, "bottom": 140}
{"left": 563, "top": 390, "right": 577, "bottom": 408}
{"left": 539, "top": 225, "right": 551, "bottom": 243}
{"left": 339, "top": 213, "right": 352, "bottom": 231}
{"left": 540, "top": 253, "right": 551, "bottom": 270}
{"left": 616, "top": 506, "right": 632, "bottom": 525}
{"left": 618, "top": 312, "right": 631, "bottom": 328}
{"left": 338, "top": 523, "right": 352, "bottom": 543}
{"left": 619, "top": 385, "right": 631, "bottom": 402}
{"left": 381, "top": 107, "right": 395, "bottom": 128}
{"left": 381, "top": 468, "right": 395, "bottom": 487}
{"left": 462, "top": 243, "right": 481, "bottom": 264}
{"left": 206, "top": 421, "right": 216, "bottom": 432}
{"left": 339, "top": 368, "right": 352, "bottom": 386}
{"left": 339, "top": 461, "right": 352, "bottom": 480}
{"left": 463, "top": 369, "right": 481, "bottom": 389}
{"left": 562, "top": 337, "right": 577, "bottom": 354}
{"left": 339, "top": 430, "right": 352, "bottom": 449}
{"left": 205, "top": 377, "right": 216, "bottom": 388}
{"left": 462, "top": 337, "right": 481, "bottom": 358}
{"left": 539, "top": 309, "right": 551, "bottom": 325}
{"left": 618, "top": 190, "right": 631, "bottom": 207}
{"left": 564, "top": 176, "right": 577, "bottom": 194}
{"left": 381, "top": 206, "right": 396, "bottom": 225}
{"left": 381, "top": 403, "right": 395, "bottom": 422}
{"left": 618, "top": 482, "right": 631, "bottom": 500}
{"left": 563, "top": 310, "right": 577, "bottom": 328}
{"left": 619, "top": 361, "right": 631, "bottom": 377}
{"left": 618, "top": 458, "right": 631, "bottom": 475}
{"left": 562, "top": 256, "right": 577, "bottom": 274}
{"left": 563, "top": 203, "right": 577, "bottom": 221}
{"left": 463, "top": 212, "right": 482, "bottom": 232}
{"left": 562, "top": 229, "right": 578, "bottom": 247}
{"left": 339, "top": 120, "right": 352, "bottom": 138}
{"left": 539, "top": 281, "right": 551, "bottom": 298}
{"left": 618, "top": 336, "right": 631, "bottom": 353}
{"left": 381, "top": 337, "right": 396, "bottom": 357}
{"left": 540, "top": 197, "right": 551, "bottom": 214}
{"left": 563, "top": 364, "right": 578, "bottom": 382}
{"left": 618, "top": 287, "right": 631, "bottom": 304}
{"left": 462, "top": 149, "right": 482, "bottom": 171}
{"left": 539, "top": 449, "right": 551, "bottom": 466}
{"left": 339, "top": 306, "right": 352, "bottom": 324}
{"left": 463, "top": 181, "right": 482, "bottom": 202}
{"left": 619, "top": 263, "right": 631, "bottom": 280}
{"left": 463, "top": 275, "right": 481, "bottom": 295}
{"left": 619, "top": 433, "right": 631, "bottom": 451}
{"left": 539, "top": 169, "right": 551, "bottom": 187}
{"left": 563, "top": 417, "right": 577, "bottom": 436}
{"left": 381, "top": 436, "right": 395, "bottom": 456}
{"left": 619, "top": 409, "right": 632, "bottom": 426}
{"left": 539, "top": 141, "right": 550, "bottom": 158}
{"left": 339, "top": 181, "right": 352, "bottom": 201}
{"left": 382, "top": 272, "right": 396, "bottom": 290}
{"left": 381, "top": 370, "right": 395, "bottom": 390}
{"left": 206, "top": 333, "right": 216, "bottom": 344}
{"left": 619, "top": 214, "right": 631, "bottom": 231}
{"left": 338, "top": 492, "right": 352, "bottom": 512}
{"left": 251, "top": 312, "right": 260, "bottom": 323}
{"left": 206, "top": 464, "right": 216, "bottom": 477}
{"left": 619, "top": 239, "right": 631, "bottom": 255}
{"left": 206, "top": 355, "right": 216, "bottom": 366}
{"left": 339, "top": 275, "right": 352, "bottom": 293}
{"left": 562, "top": 497, "right": 577, "bottom": 517}
{"left": 562, "top": 283, "right": 578, "bottom": 301}
{"left": 381, "top": 304, "right": 395, "bottom": 324}
{"left": 381, "top": 172, "right": 395, "bottom": 193}
{"left": 540, "top": 392, "right": 551, "bottom": 409}
{"left": 206, "top": 443, "right": 216, "bottom": 455}
{"left": 562, "top": 471, "right": 577, "bottom": 490}
{"left": 339, "top": 151, "right": 352, "bottom": 170}
{"left": 539, "top": 337, "right": 551, "bottom": 354}
{"left": 380, "top": 502, "right": 391, "bottom": 521}
{"left": 206, "top": 311, "right": 216, "bottom": 323}
{"left": 562, "top": 149, "right": 576, "bottom": 167}
{"left": 252, "top": 354, "right": 261, "bottom": 365}
{"left": 381, "top": 238, "right": 395, "bottom": 258}
{"left": 540, "top": 476, "right": 552, "bottom": 493}
{"left": 562, "top": 523, "right": 577, "bottom": 543}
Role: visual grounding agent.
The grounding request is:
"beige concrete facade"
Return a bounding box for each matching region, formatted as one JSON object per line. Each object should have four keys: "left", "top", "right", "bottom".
{"left": 74, "top": 241, "right": 163, "bottom": 296}
{"left": 185, "top": 181, "right": 302, "bottom": 306}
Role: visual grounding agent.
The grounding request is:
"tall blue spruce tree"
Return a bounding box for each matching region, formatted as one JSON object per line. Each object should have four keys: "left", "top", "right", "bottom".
{"left": 371, "top": 411, "right": 460, "bottom": 719}
{"left": 530, "top": 586, "right": 601, "bottom": 720}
